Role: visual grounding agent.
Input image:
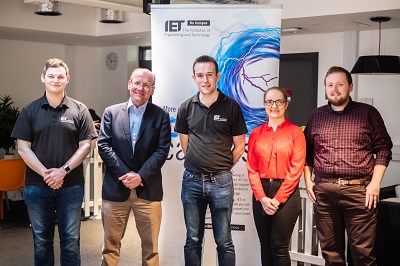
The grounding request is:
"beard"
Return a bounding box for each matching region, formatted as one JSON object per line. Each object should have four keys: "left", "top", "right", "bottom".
{"left": 327, "top": 92, "right": 350, "bottom": 107}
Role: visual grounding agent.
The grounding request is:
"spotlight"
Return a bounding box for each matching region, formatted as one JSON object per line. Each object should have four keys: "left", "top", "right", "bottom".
{"left": 99, "top": 9, "right": 124, "bottom": 24}
{"left": 35, "top": 1, "right": 62, "bottom": 16}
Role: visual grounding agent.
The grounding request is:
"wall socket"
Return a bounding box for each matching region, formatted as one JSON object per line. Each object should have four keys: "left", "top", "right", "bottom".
{"left": 358, "top": 98, "right": 374, "bottom": 105}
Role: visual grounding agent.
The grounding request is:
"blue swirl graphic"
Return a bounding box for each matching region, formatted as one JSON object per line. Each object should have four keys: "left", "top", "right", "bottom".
{"left": 214, "top": 27, "right": 281, "bottom": 134}
{"left": 170, "top": 116, "right": 178, "bottom": 138}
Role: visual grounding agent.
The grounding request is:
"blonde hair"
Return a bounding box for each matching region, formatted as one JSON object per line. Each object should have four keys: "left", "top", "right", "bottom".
{"left": 42, "top": 58, "right": 69, "bottom": 76}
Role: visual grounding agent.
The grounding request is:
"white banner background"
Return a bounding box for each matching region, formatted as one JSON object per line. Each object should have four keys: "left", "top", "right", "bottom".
{"left": 151, "top": 5, "right": 282, "bottom": 265}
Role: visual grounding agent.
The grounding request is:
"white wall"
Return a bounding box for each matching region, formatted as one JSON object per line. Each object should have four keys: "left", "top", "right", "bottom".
{"left": 97, "top": 46, "right": 137, "bottom": 114}
{"left": 357, "top": 28, "right": 400, "bottom": 187}
{"left": 357, "top": 28, "right": 400, "bottom": 144}
{"left": 0, "top": 39, "right": 64, "bottom": 108}
{"left": 0, "top": 41, "right": 140, "bottom": 117}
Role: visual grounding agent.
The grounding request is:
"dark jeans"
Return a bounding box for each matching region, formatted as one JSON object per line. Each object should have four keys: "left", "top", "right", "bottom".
{"left": 181, "top": 169, "right": 235, "bottom": 266}
{"left": 314, "top": 182, "right": 377, "bottom": 266}
{"left": 253, "top": 183, "right": 300, "bottom": 266}
{"left": 24, "top": 185, "right": 84, "bottom": 266}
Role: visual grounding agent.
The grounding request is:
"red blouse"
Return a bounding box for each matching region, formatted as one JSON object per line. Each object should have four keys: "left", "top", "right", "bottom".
{"left": 246, "top": 119, "right": 306, "bottom": 203}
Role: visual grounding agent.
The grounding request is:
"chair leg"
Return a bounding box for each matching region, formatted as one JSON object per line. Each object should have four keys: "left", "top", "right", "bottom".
{"left": 4, "top": 191, "right": 10, "bottom": 210}
{"left": 0, "top": 191, "right": 4, "bottom": 220}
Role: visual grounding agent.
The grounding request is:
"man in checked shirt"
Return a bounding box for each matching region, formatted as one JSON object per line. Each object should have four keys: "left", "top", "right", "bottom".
{"left": 303, "top": 66, "right": 393, "bottom": 266}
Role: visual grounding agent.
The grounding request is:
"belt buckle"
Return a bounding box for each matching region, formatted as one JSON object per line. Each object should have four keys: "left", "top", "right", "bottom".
{"left": 201, "top": 173, "right": 216, "bottom": 182}
{"left": 337, "top": 178, "right": 347, "bottom": 186}
{"left": 201, "top": 173, "right": 214, "bottom": 178}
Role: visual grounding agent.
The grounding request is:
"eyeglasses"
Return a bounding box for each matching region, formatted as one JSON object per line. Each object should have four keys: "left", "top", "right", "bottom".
{"left": 264, "top": 99, "right": 286, "bottom": 106}
{"left": 128, "top": 80, "right": 154, "bottom": 90}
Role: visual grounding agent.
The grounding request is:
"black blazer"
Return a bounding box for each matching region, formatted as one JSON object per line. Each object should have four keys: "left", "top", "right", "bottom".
{"left": 98, "top": 101, "right": 171, "bottom": 202}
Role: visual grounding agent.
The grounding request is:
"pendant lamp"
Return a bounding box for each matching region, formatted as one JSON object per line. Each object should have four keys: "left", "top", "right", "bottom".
{"left": 351, "top": 17, "right": 400, "bottom": 75}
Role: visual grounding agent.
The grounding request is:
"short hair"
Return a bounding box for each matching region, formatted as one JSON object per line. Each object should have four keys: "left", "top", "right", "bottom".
{"left": 42, "top": 58, "right": 69, "bottom": 76}
{"left": 192, "top": 55, "right": 219, "bottom": 74}
{"left": 324, "top": 66, "right": 352, "bottom": 86}
{"left": 264, "top": 86, "right": 290, "bottom": 103}
{"left": 131, "top": 68, "right": 156, "bottom": 86}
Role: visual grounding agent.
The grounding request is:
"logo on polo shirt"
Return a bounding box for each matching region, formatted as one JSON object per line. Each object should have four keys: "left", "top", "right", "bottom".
{"left": 61, "top": 116, "right": 74, "bottom": 124}
{"left": 213, "top": 115, "right": 227, "bottom": 122}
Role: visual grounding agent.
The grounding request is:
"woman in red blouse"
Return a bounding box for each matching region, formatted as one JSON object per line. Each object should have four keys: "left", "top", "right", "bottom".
{"left": 246, "top": 86, "right": 306, "bottom": 266}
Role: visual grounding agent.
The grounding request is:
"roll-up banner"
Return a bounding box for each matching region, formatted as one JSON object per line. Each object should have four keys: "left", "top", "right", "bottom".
{"left": 151, "top": 4, "right": 282, "bottom": 265}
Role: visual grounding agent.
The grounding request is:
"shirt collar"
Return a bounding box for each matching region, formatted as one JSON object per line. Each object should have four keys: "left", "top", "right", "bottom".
{"left": 327, "top": 96, "right": 353, "bottom": 114}
{"left": 127, "top": 99, "right": 148, "bottom": 112}
{"left": 40, "top": 92, "right": 69, "bottom": 109}
{"left": 192, "top": 88, "right": 227, "bottom": 103}
{"left": 265, "top": 118, "right": 290, "bottom": 131}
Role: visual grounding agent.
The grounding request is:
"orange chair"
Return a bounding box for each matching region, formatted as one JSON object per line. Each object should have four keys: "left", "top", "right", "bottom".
{"left": 0, "top": 158, "right": 26, "bottom": 220}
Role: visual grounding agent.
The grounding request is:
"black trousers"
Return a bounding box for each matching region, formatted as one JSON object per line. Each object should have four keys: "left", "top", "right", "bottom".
{"left": 252, "top": 184, "right": 300, "bottom": 266}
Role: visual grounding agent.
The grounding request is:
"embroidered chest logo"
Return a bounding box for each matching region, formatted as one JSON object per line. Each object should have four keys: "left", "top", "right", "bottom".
{"left": 61, "top": 116, "right": 74, "bottom": 124}
{"left": 213, "top": 115, "right": 227, "bottom": 122}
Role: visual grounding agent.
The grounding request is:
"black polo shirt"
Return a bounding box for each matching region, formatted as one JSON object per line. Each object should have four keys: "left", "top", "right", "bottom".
{"left": 11, "top": 93, "right": 97, "bottom": 187}
{"left": 175, "top": 90, "right": 247, "bottom": 173}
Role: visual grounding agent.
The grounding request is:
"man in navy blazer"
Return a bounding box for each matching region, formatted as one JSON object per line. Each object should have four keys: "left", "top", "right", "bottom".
{"left": 98, "top": 68, "right": 171, "bottom": 266}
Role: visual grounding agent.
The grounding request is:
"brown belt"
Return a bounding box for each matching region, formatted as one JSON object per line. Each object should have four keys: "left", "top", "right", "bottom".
{"left": 316, "top": 176, "right": 371, "bottom": 186}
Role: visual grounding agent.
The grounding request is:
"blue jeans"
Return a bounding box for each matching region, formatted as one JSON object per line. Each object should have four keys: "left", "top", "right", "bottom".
{"left": 181, "top": 169, "right": 235, "bottom": 266}
{"left": 24, "top": 185, "right": 84, "bottom": 266}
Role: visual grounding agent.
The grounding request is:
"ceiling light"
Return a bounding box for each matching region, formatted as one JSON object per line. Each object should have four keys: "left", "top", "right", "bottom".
{"left": 351, "top": 17, "right": 400, "bottom": 75}
{"left": 351, "top": 55, "right": 400, "bottom": 74}
{"left": 282, "top": 27, "right": 303, "bottom": 34}
{"left": 99, "top": 9, "right": 124, "bottom": 23}
{"left": 35, "top": 1, "right": 62, "bottom": 16}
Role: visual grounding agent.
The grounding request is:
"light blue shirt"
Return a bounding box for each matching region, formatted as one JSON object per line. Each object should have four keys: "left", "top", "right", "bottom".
{"left": 127, "top": 100, "right": 148, "bottom": 154}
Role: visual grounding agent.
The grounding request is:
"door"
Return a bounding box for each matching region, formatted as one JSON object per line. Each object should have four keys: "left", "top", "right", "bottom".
{"left": 279, "top": 53, "right": 318, "bottom": 127}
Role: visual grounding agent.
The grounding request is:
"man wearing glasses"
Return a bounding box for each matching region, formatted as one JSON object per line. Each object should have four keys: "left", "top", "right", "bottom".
{"left": 98, "top": 68, "right": 171, "bottom": 266}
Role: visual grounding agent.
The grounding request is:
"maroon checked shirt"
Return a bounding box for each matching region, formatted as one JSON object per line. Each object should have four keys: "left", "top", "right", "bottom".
{"left": 304, "top": 98, "right": 392, "bottom": 179}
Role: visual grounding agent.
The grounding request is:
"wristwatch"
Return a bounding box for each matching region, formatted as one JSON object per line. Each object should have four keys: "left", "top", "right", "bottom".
{"left": 63, "top": 164, "right": 71, "bottom": 174}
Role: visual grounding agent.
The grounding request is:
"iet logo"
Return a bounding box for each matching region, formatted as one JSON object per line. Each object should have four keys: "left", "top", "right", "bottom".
{"left": 165, "top": 20, "right": 185, "bottom": 32}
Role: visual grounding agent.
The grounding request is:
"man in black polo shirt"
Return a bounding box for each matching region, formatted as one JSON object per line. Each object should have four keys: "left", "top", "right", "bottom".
{"left": 11, "top": 58, "right": 97, "bottom": 266}
{"left": 175, "top": 55, "right": 247, "bottom": 266}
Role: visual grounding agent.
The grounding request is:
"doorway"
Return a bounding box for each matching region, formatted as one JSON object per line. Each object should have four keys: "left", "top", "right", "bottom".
{"left": 279, "top": 52, "right": 319, "bottom": 127}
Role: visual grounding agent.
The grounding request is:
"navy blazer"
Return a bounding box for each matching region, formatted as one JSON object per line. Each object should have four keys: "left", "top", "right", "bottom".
{"left": 98, "top": 101, "right": 171, "bottom": 202}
